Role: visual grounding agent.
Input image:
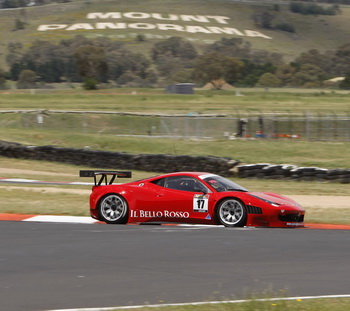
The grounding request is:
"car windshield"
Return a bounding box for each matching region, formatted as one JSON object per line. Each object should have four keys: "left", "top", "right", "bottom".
{"left": 199, "top": 174, "right": 249, "bottom": 193}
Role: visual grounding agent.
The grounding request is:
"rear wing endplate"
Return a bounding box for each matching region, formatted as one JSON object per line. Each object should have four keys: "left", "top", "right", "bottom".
{"left": 79, "top": 170, "right": 132, "bottom": 186}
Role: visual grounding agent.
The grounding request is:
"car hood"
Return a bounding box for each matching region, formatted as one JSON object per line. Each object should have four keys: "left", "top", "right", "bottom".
{"left": 248, "top": 192, "right": 303, "bottom": 208}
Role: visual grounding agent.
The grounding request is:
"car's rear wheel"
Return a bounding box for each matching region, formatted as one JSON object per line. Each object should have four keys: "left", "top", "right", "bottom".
{"left": 98, "top": 193, "right": 128, "bottom": 224}
{"left": 216, "top": 198, "right": 247, "bottom": 227}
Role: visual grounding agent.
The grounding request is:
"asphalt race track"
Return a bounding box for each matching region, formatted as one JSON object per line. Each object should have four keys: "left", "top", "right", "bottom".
{"left": 1, "top": 222, "right": 350, "bottom": 311}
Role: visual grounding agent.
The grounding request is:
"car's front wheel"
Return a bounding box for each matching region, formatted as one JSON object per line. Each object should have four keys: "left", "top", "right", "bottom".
{"left": 98, "top": 193, "right": 128, "bottom": 224}
{"left": 216, "top": 198, "right": 247, "bottom": 227}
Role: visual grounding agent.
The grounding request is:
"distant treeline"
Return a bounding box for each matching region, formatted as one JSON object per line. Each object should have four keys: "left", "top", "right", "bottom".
{"left": 1, "top": 35, "right": 350, "bottom": 90}
{"left": 289, "top": 2, "right": 341, "bottom": 15}
{"left": 1, "top": 0, "right": 350, "bottom": 90}
{"left": 290, "top": 0, "right": 350, "bottom": 3}
{"left": 0, "top": 0, "right": 70, "bottom": 9}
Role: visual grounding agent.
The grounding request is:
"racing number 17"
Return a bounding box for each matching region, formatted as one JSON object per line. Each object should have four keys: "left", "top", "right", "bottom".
{"left": 193, "top": 195, "right": 209, "bottom": 212}
{"left": 197, "top": 199, "right": 205, "bottom": 210}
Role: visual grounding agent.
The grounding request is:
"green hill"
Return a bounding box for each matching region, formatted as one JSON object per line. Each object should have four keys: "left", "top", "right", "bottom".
{"left": 1, "top": 0, "right": 350, "bottom": 69}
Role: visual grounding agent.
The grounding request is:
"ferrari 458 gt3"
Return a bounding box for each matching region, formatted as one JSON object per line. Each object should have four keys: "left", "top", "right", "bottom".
{"left": 80, "top": 170, "right": 305, "bottom": 228}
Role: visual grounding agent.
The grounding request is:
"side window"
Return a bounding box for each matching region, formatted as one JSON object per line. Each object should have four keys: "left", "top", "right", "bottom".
{"left": 151, "top": 178, "right": 166, "bottom": 187}
{"left": 163, "top": 176, "right": 208, "bottom": 192}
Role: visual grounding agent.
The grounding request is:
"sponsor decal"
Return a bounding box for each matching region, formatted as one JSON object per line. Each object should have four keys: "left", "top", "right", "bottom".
{"left": 130, "top": 210, "right": 190, "bottom": 218}
{"left": 198, "top": 173, "right": 217, "bottom": 180}
{"left": 193, "top": 194, "right": 209, "bottom": 212}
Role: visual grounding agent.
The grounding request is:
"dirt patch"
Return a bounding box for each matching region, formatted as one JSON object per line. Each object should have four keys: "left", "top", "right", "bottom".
{"left": 289, "top": 195, "right": 350, "bottom": 209}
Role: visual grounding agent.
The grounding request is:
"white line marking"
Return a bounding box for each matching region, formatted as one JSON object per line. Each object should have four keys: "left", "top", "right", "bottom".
{"left": 178, "top": 224, "right": 223, "bottom": 228}
{"left": 47, "top": 294, "right": 350, "bottom": 311}
{"left": 23, "top": 215, "right": 98, "bottom": 224}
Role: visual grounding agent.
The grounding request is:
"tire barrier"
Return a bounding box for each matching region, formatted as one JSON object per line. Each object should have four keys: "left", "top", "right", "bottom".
{"left": 1, "top": 140, "right": 349, "bottom": 183}
{"left": 238, "top": 163, "right": 350, "bottom": 184}
{"left": 0, "top": 140, "right": 239, "bottom": 177}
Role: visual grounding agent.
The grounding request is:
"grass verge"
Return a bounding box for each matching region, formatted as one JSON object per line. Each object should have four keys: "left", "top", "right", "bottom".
{"left": 107, "top": 297, "right": 350, "bottom": 311}
{"left": 1, "top": 129, "right": 350, "bottom": 169}
{"left": 1, "top": 89, "right": 350, "bottom": 114}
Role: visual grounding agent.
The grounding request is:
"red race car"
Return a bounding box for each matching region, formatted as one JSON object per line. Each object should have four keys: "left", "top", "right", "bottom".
{"left": 80, "top": 170, "right": 305, "bottom": 228}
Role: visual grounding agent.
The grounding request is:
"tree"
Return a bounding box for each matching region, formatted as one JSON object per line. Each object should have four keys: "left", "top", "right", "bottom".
{"left": 62, "top": 58, "right": 80, "bottom": 82}
{"left": 6, "top": 42, "right": 23, "bottom": 67}
{"left": 256, "top": 73, "right": 282, "bottom": 87}
{"left": 151, "top": 37, "right": 197, "bottom": 83}
{"left": 331, "top": 44, "right": 350, "bottom": 76}
{"left": 206, "top": 38, "right": 283, "bottom": 67}
{"left": 294, "top": 49, "right": 332, "bottom": 75}
{"left": 236, "top": 59, "right": 276, "bottom": 87}
{"left": 151, "top": 37, "right": 197, "bottom": 62}
{"left": 275, "top": 64, "right": 297, "bottom": 86}
{"left": 339, "top": 72, "right": 350, "bottom": 89}
{"left": 117, "top": 71, "right": 139, "bottom": 86}
{"left": 36, "top": 59, "right": 65, "bottom": 83}
{"left": 74, "top": 45, "right": 108, "bottom": 83}
{"left": 154, "top": 55, "right": 185, "bottom": 77}
{"left": 107, "top": 49, "right": 151, "bottom": 83}
{"left": 249, "top": 50, "right": 283, "bottom": 66}
{"left": 275, "top": 22, "right": 295, "bottom": 33}
{"left": 16, "top": 69, "right": 37, "bottom": 89}
{"left": 83, "top": 77, "right": 98, "bottom": 90}
{"left": 206, "top": 37, "right": 251, "bottom": 59}
{"left": 0, "top": 69, "right": 7, "bottom": 90}
{"left": 3, "top": 0, "right": 27, "bottom": 8}
{"left": 252, "top": 10, "right": 275, "bottom": 29}
{"left": 9, "top": 63, "right": 24, "bottom": 80}
{"left": 14, "top": 18, "right": 26, "bottom": 30}
{"left": 193, "top": 53, "right": 244, "bottom": 89}
{"left": 291, "top": 64, "right": 325, "bottom": 87}
{"left": 135, "top": 34, "right": 145, "bottom": 42}
{"left": 7, "top": 35, "right": 155, "bottom": 87}
{"left": 167, "top": 68, "right": 194, "bottom": 84}
{"left": 289, "top": 2, "right": 338, "bottom": 15}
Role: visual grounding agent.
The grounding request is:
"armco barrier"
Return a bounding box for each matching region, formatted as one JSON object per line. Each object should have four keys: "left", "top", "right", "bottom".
{"left": 238, "top": 163, "right": 350, "bottom": 183}
{"left": 0, "top": 141, "right": 239, "bottom": 176}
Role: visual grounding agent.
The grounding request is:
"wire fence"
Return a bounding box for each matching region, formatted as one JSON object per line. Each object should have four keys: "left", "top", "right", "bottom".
{"left": 1, "top": 110, "right": 350, "bottom": 141}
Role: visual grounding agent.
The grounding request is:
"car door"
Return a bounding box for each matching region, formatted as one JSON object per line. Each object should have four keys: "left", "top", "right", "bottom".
{"left": 152, "top": 176, "right": 212, "bottom": 221}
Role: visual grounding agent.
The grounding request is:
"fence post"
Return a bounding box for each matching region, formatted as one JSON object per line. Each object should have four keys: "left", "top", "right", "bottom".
{"left": 332, "top": 111, "right": 337, "bottom": 141}
{"left": 305, "top": 112, "right": 311, "bottom": 141}
{"left": 348, "top": 112, "right": 350, "bottom": 142}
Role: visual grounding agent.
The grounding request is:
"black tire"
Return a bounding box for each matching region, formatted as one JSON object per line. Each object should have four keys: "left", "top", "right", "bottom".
{"left": 216, "top": 198, "right": 247, "bottom": 227}
{"left": 98, "top": 193, "right": 129, "bottom": 224}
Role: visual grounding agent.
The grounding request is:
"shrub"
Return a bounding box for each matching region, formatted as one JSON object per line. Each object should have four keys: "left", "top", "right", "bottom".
{"left": 83, "top": 77, "right": 98, "bottom": 90}
{"left": 275, "top": 22, "right": 295, "bottom": 33}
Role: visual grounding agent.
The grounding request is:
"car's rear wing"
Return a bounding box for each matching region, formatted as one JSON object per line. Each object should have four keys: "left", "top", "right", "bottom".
{"left": 79, "top": 170, "right": 132, "bottom": 186}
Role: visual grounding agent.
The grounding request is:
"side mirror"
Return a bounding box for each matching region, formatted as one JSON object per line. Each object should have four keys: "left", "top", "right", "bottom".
{"left": 194, "top": 187, "right": 207, "bottom": 194}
